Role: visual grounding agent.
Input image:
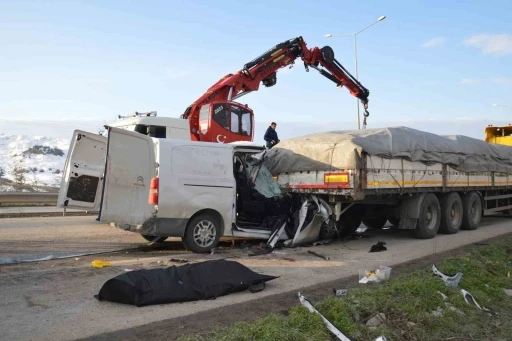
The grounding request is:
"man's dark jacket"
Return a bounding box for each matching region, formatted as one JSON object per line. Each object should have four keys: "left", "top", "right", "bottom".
{"left": 264, "top": 126, "right": 278, "bottom": 148}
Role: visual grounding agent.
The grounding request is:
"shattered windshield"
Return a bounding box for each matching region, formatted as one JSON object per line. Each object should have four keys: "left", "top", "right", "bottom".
{"left": 245, "top": 155, "right": 282, "bottom": 198}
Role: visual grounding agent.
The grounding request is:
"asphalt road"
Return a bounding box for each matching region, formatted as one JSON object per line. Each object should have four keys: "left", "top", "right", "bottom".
{"left": 0, "top": 215, "right": 511, "bottom": 341}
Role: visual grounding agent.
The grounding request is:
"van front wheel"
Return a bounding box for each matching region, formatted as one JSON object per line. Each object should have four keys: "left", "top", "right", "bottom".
{"left": 182, "top": 213, "right": 221, "bottom": 254}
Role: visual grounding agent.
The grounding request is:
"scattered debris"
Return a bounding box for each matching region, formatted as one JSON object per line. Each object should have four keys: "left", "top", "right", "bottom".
{"left": 369, "top": 241, "right": 387, "bottom": 253}
{"left": 407, "top": 322, "right": 416, "bottom": 327}
{"left": 366, "top": 313, "right": 386, "bottom": 328}
{"left": 75, "top": 257, "right": 80, "bottom": 261}
{"left": 359, "top": 266, "right": 392, "bottom": 284}
{"left": 91, "top": 260, "right": 111, "bottom": 269}
{"left": 312, "top": 239, "right": 332, "bottom": 246}
{"left": 461, "top": 289, "right": 497, "bottom": 315}
{"left": 170, "top": 258, "right": 188, "bottom": 263}
{"left": 124, "top": 269, "right": 133, "bottom": 272}
{"left": 283, "top": 257, "right": 296, "bottom": 262}
{"left": 432, "top": 307, "right": 444, "bottom": 317}
{"left": 96, "top": 260, "right": 278, "bottom": 307}
{"left": 445, "top": 302, "right": 465, "bottom": 316}
{"left": 437, "top": 291, "right": 449, "bottom": 301}
{"left": 503, "top": 288, "right": 512, "bottom": 296}
{"left": 333, "top": 288, "right": 348, "bottom": 296}
{"left": 298, "top": 292, "right": 352, "bottom": 341}
{"left": 432, "top": 264, "right": 463, "bottom": 287}
{"left": 308, "top": 250, "right": 330, "bottom": 261}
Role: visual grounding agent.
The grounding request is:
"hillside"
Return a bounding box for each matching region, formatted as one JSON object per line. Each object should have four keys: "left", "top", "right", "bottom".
{"left": 0, "top": 134, "right": 70, "bottom": 192}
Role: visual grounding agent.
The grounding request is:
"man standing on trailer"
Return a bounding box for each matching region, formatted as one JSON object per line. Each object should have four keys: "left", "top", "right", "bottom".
{"left": 264, "top": 122, "right": 280, "bottom": 149}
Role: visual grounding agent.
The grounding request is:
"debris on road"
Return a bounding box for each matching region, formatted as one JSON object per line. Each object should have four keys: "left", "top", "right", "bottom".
{"left": 308, "top": 250, "right": 330, "bottom": 261}
{"left": 369, "top": 241, "right": 387, "bottom": 253}
{"left": 95, "top": 259, "right": 278, "bottom": 307}
{"left": 170, "top": 258, "right": 188, "bottom": 263}
{"left": 91, "top": 260, "right": 111, "bottom": 269}
{"left": 366, "top": 313, "right": 386, "bottom": 328}
{"left": 432, "top": 264, "right": 463, "bottom": 287}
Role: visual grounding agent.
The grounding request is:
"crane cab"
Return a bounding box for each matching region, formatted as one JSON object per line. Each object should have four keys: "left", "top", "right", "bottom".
{"left": 197, "top": 101, "right": 254, "bottom": 144}
{"left": 485, "top": 124, "right": 512, "bottom": 146}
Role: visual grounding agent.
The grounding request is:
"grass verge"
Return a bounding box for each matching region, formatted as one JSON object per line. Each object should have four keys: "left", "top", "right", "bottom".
{"left": 178, "top": 237, "right": 512, "bottom": 341}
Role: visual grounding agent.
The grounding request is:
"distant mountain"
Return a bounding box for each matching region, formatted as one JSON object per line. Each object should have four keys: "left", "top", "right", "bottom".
{"left": 0, "top": 134, "right": 70, "bottom": 192}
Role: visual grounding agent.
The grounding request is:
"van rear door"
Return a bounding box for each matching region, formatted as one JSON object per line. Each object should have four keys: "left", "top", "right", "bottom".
{"left": 98, "top": 127, "right": 156, "bottom": 226}
{"left": 57, "top": 130, "right": 107, "bottom": 211}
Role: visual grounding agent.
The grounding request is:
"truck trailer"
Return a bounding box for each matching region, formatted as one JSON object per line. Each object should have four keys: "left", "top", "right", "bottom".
{"left": 263, "top": 126, "right": 512, "bottom": 239}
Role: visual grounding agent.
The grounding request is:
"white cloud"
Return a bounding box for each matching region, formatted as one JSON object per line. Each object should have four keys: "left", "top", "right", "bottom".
{"left": 464, "top": 34, "right": 512, "bottom": 55}
{"left": 422, "top": 37, "right": 446, "bottom": 48}
{"left": 491, "top": 77, "right": 512, "bottom": 84}
{"left": 460, "top": 78, "right": 480, "bottom": 85}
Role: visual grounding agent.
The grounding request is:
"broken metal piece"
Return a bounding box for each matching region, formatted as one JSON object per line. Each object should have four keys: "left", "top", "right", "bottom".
{"left": 308, "top": 250, "right": 330, "bottom": 261}
{"left": 333, "top": 288, "right": 348, "bottom": 296}
{"left": 461, "top": 289, "right": 497, "bottom": 316}
{"left": 432, "top": 264, "right": 463, "bottom": 287}
{"left": 369, "top": 241, "right": 387, "bottom": 253}
{"left": 298, "top": 292, "right": 352, "bottom": 341}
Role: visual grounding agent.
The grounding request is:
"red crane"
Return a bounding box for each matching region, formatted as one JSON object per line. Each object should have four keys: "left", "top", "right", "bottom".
{"left": 180, "top": 36, "right": 370, "bottom": 144}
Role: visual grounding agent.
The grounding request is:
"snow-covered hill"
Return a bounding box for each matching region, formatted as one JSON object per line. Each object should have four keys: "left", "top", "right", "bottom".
{"left": 0, "top": 134, "right": 70, "bottom": 192}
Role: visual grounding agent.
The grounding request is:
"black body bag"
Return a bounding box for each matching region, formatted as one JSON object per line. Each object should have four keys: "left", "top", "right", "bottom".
{"left": 94, "top": 259, "right": 278, "bottom": 307}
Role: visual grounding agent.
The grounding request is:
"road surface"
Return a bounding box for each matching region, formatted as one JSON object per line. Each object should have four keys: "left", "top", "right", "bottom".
{"left": 0, "top": 215, "right": 511, "bottom": 341}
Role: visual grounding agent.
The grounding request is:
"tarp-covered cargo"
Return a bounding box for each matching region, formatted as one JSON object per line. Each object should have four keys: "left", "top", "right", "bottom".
{"left": 262, "top": 126, "right": 512, "bottom": 175}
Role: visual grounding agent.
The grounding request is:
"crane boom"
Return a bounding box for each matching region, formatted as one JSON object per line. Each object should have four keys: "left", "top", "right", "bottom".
{"left": 181, "top": 36, "right": 370, "bottom": 143}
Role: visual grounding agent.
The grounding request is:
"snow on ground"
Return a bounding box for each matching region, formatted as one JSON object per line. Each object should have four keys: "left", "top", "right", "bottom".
{"left": 0, "top": 134, "right": 70, "bottom": 190}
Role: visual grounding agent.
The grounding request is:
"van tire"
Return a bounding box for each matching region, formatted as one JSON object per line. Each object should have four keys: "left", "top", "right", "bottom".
{"left": 438, "top": 192, "right": 463, "bottom": 234}
{"left": 141, "top": 235, "right": 168, "bottom": 244}
{"left": 461, "top": 191, "right": 482, "bottom": 230}
{"left": 412, "top": 193, "right": 441, "bottom": 239}
{"left": 182, "top": 213, "right": 221, "bottom": 254}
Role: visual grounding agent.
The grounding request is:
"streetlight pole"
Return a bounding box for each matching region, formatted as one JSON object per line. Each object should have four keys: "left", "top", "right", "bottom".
{"left": 326, "top": 15, "right": 386, "bottom": 130}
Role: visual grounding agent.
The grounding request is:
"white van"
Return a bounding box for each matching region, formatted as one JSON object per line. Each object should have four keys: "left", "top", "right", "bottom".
{"left": 58, "top": 127, "right": 330, "bottom": 253}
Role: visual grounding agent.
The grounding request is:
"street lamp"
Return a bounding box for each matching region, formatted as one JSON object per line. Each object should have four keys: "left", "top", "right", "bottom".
{"left": 326, "top": 15, "right": 386, "bottom": 130}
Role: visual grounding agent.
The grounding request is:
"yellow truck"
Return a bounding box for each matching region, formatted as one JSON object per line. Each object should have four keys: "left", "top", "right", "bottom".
{"left": 485, "top": 124, "right": 512, "bottom": 146}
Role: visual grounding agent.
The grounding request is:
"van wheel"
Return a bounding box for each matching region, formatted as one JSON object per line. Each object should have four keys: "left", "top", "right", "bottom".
{"left": 182, "top": 213, "right": 221, "bottom": 253}
{"left": 362, "top": 216, "right": 387, "bottom": 230}
{"left": 461, "top": 192, "right": 482, "bottom": 230}
{"left": 438, "top": 192, "right": 463, "bottom": 234}
{"left": 412, "top": 193, "right": 440, "bottom": 239}
{"left": 141, "top": 235, "right": 168, "bottom": 244}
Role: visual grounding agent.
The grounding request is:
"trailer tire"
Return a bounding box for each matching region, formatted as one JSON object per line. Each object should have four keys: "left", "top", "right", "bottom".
{"left": 362, "top": 216, "right": 387, "bottom": 230}
{"left": 412, "top": 193, "right": 440, "bottom": 239}
{"left": 141, "top": 235, "right": 168, "bottom": 244}
{"left": 438, "top": 192, "right": 463, "bottom": 234}
{"left": 461, "top": 191, "right": 482, "bottom": 230}
{"left": 182, "top": 213, "right": 221, "bottom": 253}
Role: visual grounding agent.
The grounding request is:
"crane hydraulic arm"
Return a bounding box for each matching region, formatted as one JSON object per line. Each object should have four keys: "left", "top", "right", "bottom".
{"left": 181, "top": 36, "right": 370, "bottom": 143}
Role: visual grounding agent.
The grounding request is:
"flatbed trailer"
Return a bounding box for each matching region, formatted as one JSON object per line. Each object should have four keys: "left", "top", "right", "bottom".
{"left": 263, "top": 127, "right": 512, "bottom": 239}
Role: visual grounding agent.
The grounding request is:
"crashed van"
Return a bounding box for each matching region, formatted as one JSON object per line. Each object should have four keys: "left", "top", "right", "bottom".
{"left": 57, "top": 127, "right": 334, "bottom": 253}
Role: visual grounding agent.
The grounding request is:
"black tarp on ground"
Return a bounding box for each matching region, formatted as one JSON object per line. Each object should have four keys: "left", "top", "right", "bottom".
{"left": 94, "top": 259, "right": 279, "bottom": 307}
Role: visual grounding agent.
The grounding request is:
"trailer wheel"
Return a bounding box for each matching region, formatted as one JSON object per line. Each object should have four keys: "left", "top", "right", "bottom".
{"left": 141, "top": 235, "right": 168, "bottom": 244}
{"left": 461, "top": 191, "right": 482, "bottom": 230}
{"left": 412, "top": 193, "right": 441, "bottom": 239}
{"left": 362, "top": 216, "right": 387, "bottom": 230}
{"left": 438, "top": 192, "right": 463, "bottom": 234}
{"left": 182, "top": 213, "right": 221, "bottom": 253}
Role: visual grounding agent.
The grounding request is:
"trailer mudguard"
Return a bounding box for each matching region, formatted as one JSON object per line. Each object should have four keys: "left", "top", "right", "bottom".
{"left": 398, "top": 193, "right": 429, "bottom": 230}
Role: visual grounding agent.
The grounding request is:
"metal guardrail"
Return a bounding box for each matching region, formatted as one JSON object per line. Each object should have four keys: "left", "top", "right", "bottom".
{"left": 0, "top": 192, "right": 58, "bottom": 205}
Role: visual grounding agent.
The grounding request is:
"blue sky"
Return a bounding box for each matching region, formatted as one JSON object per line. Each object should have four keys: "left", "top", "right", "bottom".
{"left": 1, "top": 0, "right": 511, "bottom": 141}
